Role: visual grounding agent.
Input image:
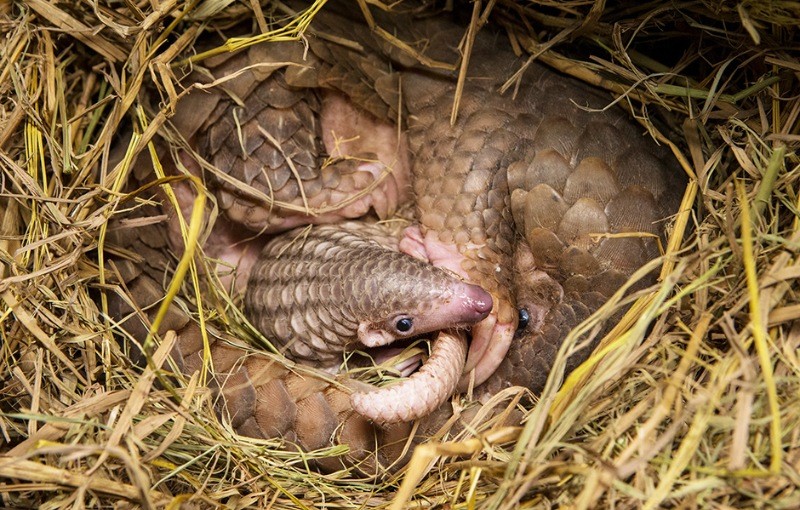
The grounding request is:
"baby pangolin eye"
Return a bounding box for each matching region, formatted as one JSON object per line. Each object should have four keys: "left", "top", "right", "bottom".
{"left": 395, "top": 317, "right": 414, "bottom": 333}
{"left": 517, "top": 308, "right": 530, "bottom": 332}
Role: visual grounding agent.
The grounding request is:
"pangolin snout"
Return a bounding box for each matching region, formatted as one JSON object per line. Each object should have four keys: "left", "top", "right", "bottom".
{"left": 460, "top": 283, "right": 493, "bottom": 321}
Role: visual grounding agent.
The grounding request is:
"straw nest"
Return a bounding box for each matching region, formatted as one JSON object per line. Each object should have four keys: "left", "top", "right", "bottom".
{"left": 2, "top": 0, "right": 799, "bottom": 508}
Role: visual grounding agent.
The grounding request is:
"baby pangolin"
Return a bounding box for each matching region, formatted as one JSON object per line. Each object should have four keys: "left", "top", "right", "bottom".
{"left": 244, "top": 222, "right": 492, "bottom": 424}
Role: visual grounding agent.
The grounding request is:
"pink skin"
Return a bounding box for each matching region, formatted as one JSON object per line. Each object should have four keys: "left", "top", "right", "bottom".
{"left": 321, "top": 92, "right": 411, "bottom": 221}
{"left": 399, "top": 225, "right": 516, "bottom": 390}
{"left": 165, "top": 160, "right": 266, "bottom": 292}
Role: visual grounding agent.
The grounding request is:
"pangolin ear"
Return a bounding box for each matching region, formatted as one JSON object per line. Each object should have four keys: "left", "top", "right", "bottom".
{"left": 357, "top": 323, "right": 396, "bottom": 348}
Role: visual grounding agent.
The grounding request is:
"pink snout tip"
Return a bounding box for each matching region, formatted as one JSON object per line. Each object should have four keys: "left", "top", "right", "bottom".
{"left": 462, "top": 284, "right": 493, "bottom": 320}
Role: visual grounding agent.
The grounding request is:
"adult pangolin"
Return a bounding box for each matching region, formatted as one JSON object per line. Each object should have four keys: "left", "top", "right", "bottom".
{"left": 108, "top": 0, "right": 684, "bottom": 473}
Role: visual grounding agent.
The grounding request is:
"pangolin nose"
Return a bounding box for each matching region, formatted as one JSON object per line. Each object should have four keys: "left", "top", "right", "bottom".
{"left": 464, "top": 284, "right": 493, "bottom": 319}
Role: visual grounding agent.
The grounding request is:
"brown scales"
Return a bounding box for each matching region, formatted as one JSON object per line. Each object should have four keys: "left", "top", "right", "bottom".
{"left": 106, "top": 1, "right": 684, "bottom": 476}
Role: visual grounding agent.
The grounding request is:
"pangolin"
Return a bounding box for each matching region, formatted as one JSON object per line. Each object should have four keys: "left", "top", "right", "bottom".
{"left": 107, "top": 0, "right": 684, "bottom": 474}
{"left": 245, "top": 223, "right": 491, "bottom": 366}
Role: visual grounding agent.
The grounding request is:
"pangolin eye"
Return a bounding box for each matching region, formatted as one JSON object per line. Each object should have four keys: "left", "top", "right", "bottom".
{"left": 395, "top": 317, "right": 414, "bottom": 333}
{"left": 517, "top": 308, "right": 530, "bottom": 332}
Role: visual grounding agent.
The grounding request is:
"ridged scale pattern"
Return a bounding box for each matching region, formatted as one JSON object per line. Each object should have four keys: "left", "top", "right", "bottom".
{"left": 245, "top": 222, "right": 473, "bottom": 364}
{"left": 167, "top": 40, "right": 402, "bottom": 232}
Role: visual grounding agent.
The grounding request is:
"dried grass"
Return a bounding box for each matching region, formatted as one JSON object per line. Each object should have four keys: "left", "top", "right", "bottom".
{"left": 2, "top": 0, "right": 800, "bottom": 508}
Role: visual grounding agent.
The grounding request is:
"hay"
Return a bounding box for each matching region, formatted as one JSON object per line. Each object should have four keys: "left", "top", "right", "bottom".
{"left": 2, "top": 0, "right": 799, "bottom": 508}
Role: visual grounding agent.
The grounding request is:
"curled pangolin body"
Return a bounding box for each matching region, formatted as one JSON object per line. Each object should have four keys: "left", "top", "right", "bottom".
{"left": 107, "top": 0, "right": 684, "bottom": 475}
